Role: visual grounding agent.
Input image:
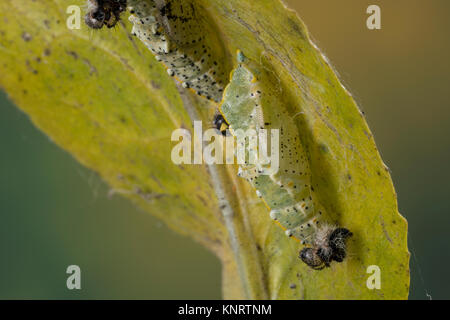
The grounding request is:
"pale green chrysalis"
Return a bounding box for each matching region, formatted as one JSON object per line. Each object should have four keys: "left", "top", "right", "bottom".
{"left": 220, "top": 52, "right": 352, "bottom": 270}
{"left": 220, "top": 51, "right": 324, "bottom": 244}
{"left": 128, "top": 0, "right": 230, "bottom": 102}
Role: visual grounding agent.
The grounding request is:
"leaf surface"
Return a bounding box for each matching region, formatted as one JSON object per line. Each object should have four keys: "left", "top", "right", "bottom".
{"left": 0, "top": 0, "right": 409, "bottom": 299}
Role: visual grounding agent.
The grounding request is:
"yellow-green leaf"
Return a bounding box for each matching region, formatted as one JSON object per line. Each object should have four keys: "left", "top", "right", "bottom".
{"left": 0, "top": 0, "right": 409, "bottom": 299}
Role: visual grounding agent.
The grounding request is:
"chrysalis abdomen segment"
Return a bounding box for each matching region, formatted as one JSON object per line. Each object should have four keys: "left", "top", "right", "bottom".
{"left": 127, "top": 0, "right": 228, "bottom": 102}
{"left": 220, "top": 53, "right": 323, "bottom": 244}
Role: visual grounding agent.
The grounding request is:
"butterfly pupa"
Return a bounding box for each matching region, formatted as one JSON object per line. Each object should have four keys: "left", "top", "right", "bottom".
{"left": 219, "top": 51, "right": 352, "bottom": 269}
{"left": 126, "top": 0, "right": 231, "bottom": 102}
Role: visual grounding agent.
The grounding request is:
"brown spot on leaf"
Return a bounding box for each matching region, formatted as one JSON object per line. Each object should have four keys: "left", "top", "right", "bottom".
{"left": 21, "top": 32, "right": 32, "bottom": 42}
{"left": 66, "top": 50, "right": 78, "bottom": 59}
{"left": 25, "top": 60, "right": 38, "bottom": 74}
{"left": 82, "top": 58, "right": 97, "bottom": 75}
{"left": 151, "top": 80, "right": 161, "bottom": 89}
{"left": 380, "top": 217, "right": 393, "bottom": 244}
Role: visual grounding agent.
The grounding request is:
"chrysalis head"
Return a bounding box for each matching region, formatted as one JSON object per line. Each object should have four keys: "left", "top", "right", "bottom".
{"left": 213, "top": 113, "right": 230, "bottom": 136}
{"left": 237, "top": 50, "right": 247, "bottom": 63}
{"left": 85, "top": 0, "right": 128, "bottom": 29}
{"left": 299, "top": 226, "right": 352, "bottom": 270}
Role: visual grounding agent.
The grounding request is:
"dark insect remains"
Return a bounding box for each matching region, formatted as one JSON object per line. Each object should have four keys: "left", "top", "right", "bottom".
{"left": 85, "top": 0, "right": 128, "bottom": 29}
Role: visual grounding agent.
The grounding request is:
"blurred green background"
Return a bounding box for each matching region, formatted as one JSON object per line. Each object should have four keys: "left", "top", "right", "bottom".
{"left": 1, "top": 0, "right": 449, "bottom": 299}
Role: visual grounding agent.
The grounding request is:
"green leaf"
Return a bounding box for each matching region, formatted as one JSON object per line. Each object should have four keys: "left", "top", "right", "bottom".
{"left": 0, "top": 0, "right": 409, "bottom": 299}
